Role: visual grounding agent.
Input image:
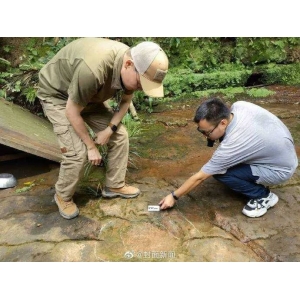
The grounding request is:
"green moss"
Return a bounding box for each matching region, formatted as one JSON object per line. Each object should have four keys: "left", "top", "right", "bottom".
{"left": 130, "top": 121, "right": 165, "bottom": 159}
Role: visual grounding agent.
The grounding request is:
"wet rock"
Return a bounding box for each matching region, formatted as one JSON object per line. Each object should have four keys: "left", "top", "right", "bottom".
{"left": 0, "top": 90, "right": 299, "bottom": 262}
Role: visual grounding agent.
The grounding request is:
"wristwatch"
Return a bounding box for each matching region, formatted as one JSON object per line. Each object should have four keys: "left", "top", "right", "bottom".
{"left": 171, "top": 191, "right": 179, "bottom": 200}
{"left": 108, "top": 122, "right": 118, "bottom": 132}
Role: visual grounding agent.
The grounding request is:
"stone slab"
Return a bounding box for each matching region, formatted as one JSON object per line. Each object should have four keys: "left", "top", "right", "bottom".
{"left": 0, "top": 98, "right": 61, "bottom": 162}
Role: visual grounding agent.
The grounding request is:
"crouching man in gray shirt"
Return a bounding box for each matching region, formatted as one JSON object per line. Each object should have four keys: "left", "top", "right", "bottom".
{"left": 159, "top": 98, "right": 298, "bottom": 218}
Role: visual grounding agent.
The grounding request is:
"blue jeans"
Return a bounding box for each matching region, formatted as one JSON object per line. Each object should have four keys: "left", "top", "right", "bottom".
{"left": 213, "top": 164, "right": 269, "bottom": 200}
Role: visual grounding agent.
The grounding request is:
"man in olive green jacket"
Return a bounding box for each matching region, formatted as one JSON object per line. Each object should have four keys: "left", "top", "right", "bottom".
{"left": 37, "top": 38, "right": 169, "bottom": 219}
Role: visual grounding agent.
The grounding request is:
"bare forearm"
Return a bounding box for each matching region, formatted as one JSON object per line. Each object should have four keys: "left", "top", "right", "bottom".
{"left": 69, "top": 115, "right": 95, "bottom": 149}
{"left": 65, "top": 99, "right": 95, "bottom": 150}
{"left": 175, "top": 170, "right": 212, "bottom": 198}
{"left": 175, "top": 173, "right": 205, "bottom": 197}
{"left": 159, "top": 170, "right": 211, "bottom": 210}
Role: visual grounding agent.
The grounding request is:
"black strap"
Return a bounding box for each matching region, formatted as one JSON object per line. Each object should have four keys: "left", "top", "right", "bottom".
{"left": 171, "top": 191, "right": 179, "bottom": 200}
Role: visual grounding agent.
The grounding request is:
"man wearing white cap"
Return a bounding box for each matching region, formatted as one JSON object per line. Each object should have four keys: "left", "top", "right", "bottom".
{"left": 37, "top": 37, "right": 169, "bottom": 219}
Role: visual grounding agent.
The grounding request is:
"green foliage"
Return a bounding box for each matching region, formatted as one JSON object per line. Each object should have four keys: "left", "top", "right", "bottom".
{"left": 246, "top": 88, "right": 275, "bottom": 98}
{"left": 122, "top": 113, "right": 144, "bottom": 138}
{"left": 0, "top": 57, "right": 11, "bottom": 65}
{"left": 131, "top": 90, "right": 146, "bottom": 110}
{"left": 0, "top": 38, "right": 76, "bottom": 107}
{"left": 164, "top": 69, "right": 252, "bottom": 97}
{"left": 162, "top": 37, "right": 236, "bottom": 72}
{"left": 260, "top": 63, "right": 300, "bottom": 85}
{"left": 21, "top": 86, "right": 37, "bottom": 103}
{"left": 164, "top": 86, "right": 276, "bottom": 102}
{"left": 15, "top": 179, "right": 44, "bottom": 193}
{"left": 121, "top": 113, "right": 143, "bottom": 169}
{"left": 3, "top": 45, "right": 12, "bottom": 53}
{"left": 0, "top": 89, "right": 6, "bottom": 98}
{"left": 131, "top": 91, "right": 157, "bottom": 113}
{"left": 2, "top": 37, "right": 300, "bottom": 115}
{"left": 234, "top": 37, "right": 297, "bottom": 65}
{"left": 222, "top": 87, "right": 246, "bottom": 100}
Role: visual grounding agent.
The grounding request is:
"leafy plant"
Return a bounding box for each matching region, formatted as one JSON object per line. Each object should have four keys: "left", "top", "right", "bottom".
{"left": 246, "top": 88, "right": 275, "bottom": 98}
{"left": 121, "top": 113, "right": 143, "bottom": 169}
{"left": 15, "top": 179, "right": 44, "bottom": 193}
{"left": 0, "top": 38, "right": 76, "bottom": 111}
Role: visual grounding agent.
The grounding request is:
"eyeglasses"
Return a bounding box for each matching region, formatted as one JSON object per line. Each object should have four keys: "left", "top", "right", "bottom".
{"left": 197, "top": 121, "right": 220, "bottom": 137}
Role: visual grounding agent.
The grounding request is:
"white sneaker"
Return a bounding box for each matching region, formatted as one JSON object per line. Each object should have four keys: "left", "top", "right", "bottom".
{"left": 242, "top": 192, "right": 279, "bottom": 218}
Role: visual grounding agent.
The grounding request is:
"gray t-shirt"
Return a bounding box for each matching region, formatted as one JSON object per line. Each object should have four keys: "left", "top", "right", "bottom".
{"left": 201, "top": 101, "right": 298, "bottom": 185}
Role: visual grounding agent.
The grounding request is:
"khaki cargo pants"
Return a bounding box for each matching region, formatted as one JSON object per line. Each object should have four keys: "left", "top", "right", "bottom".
{"left": 40, "top": 99, "right": 129, "bottom": 201}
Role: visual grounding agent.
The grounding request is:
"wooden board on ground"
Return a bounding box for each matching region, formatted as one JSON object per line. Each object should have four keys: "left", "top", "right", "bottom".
{"left": 0, "top": 98, "right": 61, "bottom": 162}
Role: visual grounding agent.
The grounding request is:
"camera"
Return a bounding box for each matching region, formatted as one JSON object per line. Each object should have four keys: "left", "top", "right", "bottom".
{"left": 206, "top": 135, "right": 224, "bottom": 147}
{"left": 207, "top": 138, "right": 215, "bottom": 147}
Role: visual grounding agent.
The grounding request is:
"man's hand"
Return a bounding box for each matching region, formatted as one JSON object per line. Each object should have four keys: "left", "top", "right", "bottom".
{"left": 95, "top": 127, "right": 113, "bottom": 145}
{"left": 158, "top": 171, "right": 211, "bottom": 210}
{"left": 159, "top": 194, "right": 176, "bottom": 210}
{"left": 87, "top": 146, "right": 102, "bottom": 166}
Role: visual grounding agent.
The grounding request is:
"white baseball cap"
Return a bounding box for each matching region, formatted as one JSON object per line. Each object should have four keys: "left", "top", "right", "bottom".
{"left": 131, "top": 41, "right": 169, "bottom": 97}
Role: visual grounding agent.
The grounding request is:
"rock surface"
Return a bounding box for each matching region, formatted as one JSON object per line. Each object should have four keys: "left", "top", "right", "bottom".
{"left": 0, "top": 89, "right": 299, "bottom": 262}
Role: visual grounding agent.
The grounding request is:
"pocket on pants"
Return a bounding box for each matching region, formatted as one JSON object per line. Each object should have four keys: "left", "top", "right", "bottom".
{"left": 53, "top": 125, "right": 76, "bottom": 157}
{"left": 39, "top": 99, "right": 48, "bottom": 118}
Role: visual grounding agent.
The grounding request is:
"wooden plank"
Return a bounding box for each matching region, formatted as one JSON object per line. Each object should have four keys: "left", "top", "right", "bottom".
{"left": 0, "top": 98, "right": 61, "bottom": 162}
